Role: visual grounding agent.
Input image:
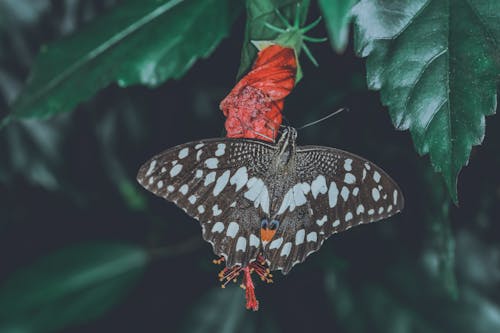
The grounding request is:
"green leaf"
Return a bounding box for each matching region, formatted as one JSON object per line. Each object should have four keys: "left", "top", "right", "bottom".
{"left": 0, "top": 242, "right": 148, "bottom": 333}
{"left": 237, "top": 0, "right": 310, "bottom": 78}
{"left": 10, "top": 0, "right": 242, "bottom": 119}
{"left": 352, "top": 0, "right": 499, "bottom": 202}
{"left": 318, "top": 0, "right": 358, "bottom": 53}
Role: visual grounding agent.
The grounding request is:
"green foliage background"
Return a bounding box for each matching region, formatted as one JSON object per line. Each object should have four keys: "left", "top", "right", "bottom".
{"left": 0, "top": 0, "right": 499, "bottom": 332}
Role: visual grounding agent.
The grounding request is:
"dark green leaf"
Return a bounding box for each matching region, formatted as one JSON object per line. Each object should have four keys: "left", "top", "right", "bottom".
{"left": 237, "top": 0, "right": 310, "bottom": 78}
{"left": 11, "top": 0, "right": 242, "bottom": 119}
{"left": 0, "top": 242, "right": 148, "bottom": 333}
{"left": 352, "top": 0, "right": 499, "bottom": 202}
{"left": 318, "top": 0, "right": 358, "bottom": 53}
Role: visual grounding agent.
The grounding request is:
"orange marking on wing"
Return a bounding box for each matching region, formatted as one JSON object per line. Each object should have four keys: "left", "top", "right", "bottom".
{"left": 260, "top": 228, "right": 277, "bottom": 243}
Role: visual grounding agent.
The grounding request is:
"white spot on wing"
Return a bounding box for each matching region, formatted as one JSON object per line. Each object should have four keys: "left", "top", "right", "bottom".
{"left": 244, "top": 177, "right": 270, "bottom": 214}
{"left": 316, "top": 215, "right": 327, "bottom": 226}
{"left": 311, "top": 175, "right": 327, "bottom": 199}
{"left": 205, "top": 158, "right": 219, "bottom": 169}
{"left": 344, "top": 173, "right": 356, "bottom": 184}
{"left": 170, "top": 164, "right": 182, "bottom": 177}
{"left": 157, "top": 181, "right": 164, "bottom": 189}
{"left": 341, "top": 186, "right": 349, "bottom": 201}
{"left": 344, "top": 159, "right": 352, "bottom": 171}
{"left": 236, "top": 237, "right": 247, "bottom": 251}
{"left": 332, "top": 220, "right": 340, "bottom": 227}
{"left": 179, "top": 184, "right": 188, "bottom": 195}
{"left": 269, "top": 237, "right": 283, "bottom": 249}
{"left": 215, "top": 143, "right": 226, "bottom": 157}
{"left": 230, "top": 167, "right": 248, "bottom": 191}
{"left": 328, "top": 182, "right": 339, "bottom": 208}
{"left": 295, "top": 229, "right": 305, "bottom": 245}
{"left": 213, "top": 170, "right": 230, "bottom": 196}
{"left": 195, "top": 169, "right": 203, "bottom": 178}
{"left": 212, "top": 204, "right": 222, "bottom": 216}
{"left": 306, "top": 232, "right": 317, "bottom": 242}
{"left": 372, "top": 188, "right": 380, "bottom": 201}
{"left": 373, "top": 171, "right": 381, "bottom": 183}
{"left": 356, "top": 204, "right": 365, "bottom": 215}
{"left": 352, "top": 187, "right": 359, "bottom": 196}
{"left": 167, "top": 185, "right": 175, "bottom": 192}
{"left": 195, "top": 143, "right": 204, "bottom": 149}
{"left": 393, "top": 190, "right": 398, "bottom": 205}
{"left": 204, "top": 171, "right": 216, "bottom": 186}
{"left": 188, "top": 195, "right": 196, "bottom": 204}
{"left": 280, "top": 242, "right": 292, "bottom": 257}
{"left": 368, "top": 209, "right": 374, "bottom": 215}
{"left": 293, "top": 183, "right": 309, "bottom": 207}
{"left": 146, "top": 160, "right": 157, "bottom": 176}
{"left": 345, "top": 212, "right": 353, "bottom": 221}
{"left": 178, "top": 147, "right": 189, "bottom": 159}
{"left": 211, "top": 222, "right": 224, "bottom": 233}
{"left": 249, "top": 234, "right": 260, "bottom": 247}
{"left": 226, "top": 222, "right": 239, "bottom": 238}
{"left": 197, "top": 205, "right": 205, "bottom": 214}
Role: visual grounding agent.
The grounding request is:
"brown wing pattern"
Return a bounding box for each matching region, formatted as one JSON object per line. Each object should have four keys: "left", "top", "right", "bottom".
{"left": 137, "top": 138, "right": 276, "bottom": 267}
{"left": 264, "top": 146, "right": 404, "bottom": 274}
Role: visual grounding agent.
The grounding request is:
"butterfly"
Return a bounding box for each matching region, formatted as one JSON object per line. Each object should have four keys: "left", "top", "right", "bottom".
{"left": 137, "top": 127, "right": 404, "bottom": 274}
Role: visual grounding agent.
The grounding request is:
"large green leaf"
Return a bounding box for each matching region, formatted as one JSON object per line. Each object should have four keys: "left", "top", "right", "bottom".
{"left": 10, "top": 0, "right": 242, "bottom": 119}
{"left": 237, "top": 0, "right": 310, "bottom": 78}
{"left": 318, "top": 0, "right": 358, "bottom": 53}
{"left": 352, "top": 0, "right": 499, "bottom": 202}
{"left": 0, "top": 242, "right": 148, "bottom": 333}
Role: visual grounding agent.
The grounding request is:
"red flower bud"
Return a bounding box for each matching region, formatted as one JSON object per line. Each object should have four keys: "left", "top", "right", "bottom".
{"left": 220, "top": 45, "right": 296, "bottom": 142}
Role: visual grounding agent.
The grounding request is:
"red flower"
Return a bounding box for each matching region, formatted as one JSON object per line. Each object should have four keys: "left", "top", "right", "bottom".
{"left": 220, "top": 45, "right": 296, "bottom": 142}
{"left": 214, "top": 255, "right": 273, "bottom": 311}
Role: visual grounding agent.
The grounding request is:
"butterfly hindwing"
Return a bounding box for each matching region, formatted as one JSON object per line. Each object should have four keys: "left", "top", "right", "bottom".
{"left": 137, "top": 138, "right": 276, "bottom": 267}
{"left": 264, "top": 146, "right": 404, "bottom": 273}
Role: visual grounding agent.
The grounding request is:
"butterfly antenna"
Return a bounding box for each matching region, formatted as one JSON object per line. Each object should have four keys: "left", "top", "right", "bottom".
{"left": 256, "top": 132, "right": 275, "bottom": 142}
{"left": 297, "top": 108, "right": 348, "bottom": 130}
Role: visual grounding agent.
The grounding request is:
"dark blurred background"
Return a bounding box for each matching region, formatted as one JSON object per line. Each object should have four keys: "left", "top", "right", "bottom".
{"left": 1, "top": 1, "right": 499, "bottom": 332}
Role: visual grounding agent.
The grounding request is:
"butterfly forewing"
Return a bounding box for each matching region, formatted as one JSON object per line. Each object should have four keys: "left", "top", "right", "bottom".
{"left": 264, "top": 146, "right": 404, "bottom": 273}
{"left": 137, "top": 138, "right": 277, "bottom": 267}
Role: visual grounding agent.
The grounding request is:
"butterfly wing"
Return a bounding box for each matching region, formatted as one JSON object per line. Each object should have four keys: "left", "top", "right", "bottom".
{"left": 265, "top": 146, "right": 404, "bottom": 273}
{"left": 137, "top": 138, "right": 276, "bottom": 267}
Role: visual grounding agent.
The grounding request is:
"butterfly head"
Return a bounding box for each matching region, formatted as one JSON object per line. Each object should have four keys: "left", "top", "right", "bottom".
{"left": 260, "top": 218, "right": 280, "bottom": 246}
{"left": 278, "top": 127, "right": 297, "bottom": 144}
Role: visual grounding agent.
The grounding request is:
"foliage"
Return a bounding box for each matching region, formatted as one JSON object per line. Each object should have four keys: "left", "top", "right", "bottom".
{"left": 0, "top": 0, "right": 498, "bottom": 332}
{"left": 352, "top": 0, "right": 499, "bottom": 202}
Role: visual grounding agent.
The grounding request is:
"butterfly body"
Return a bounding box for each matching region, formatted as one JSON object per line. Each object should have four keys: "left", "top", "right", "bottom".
{"left": 137, "top": 127, "right": 403, "bottom": 274}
